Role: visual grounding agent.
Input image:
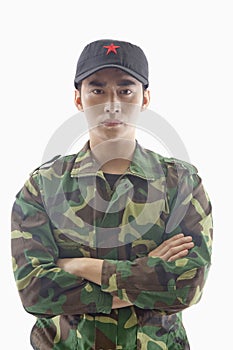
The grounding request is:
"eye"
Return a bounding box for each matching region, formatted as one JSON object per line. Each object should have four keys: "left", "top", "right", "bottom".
{"left": 92, "top": 89, "right": 104, "bottom": 94}
{"left": 119, "top": 89, "right": 132, "bottom": 95}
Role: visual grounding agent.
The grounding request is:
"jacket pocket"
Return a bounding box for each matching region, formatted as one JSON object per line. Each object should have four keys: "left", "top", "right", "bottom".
{"left": 135, "top": 310, "right": 188, "bottom": 350}
{"left": 30, "top": 316, "right": 79, "bottom": 350}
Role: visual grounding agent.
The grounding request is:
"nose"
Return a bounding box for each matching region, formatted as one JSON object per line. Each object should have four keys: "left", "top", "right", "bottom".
{"left": 104, "top": 102, "right": 121, "bottom": 114}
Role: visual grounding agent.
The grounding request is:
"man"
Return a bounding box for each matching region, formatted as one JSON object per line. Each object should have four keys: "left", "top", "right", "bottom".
{"left": 11, "top": 39, "right": 213, "bottom": 349}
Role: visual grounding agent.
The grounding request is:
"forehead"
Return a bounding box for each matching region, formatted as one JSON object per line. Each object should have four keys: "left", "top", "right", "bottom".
{"left": 83, "top": 68, "right": 141, "bottom": 85}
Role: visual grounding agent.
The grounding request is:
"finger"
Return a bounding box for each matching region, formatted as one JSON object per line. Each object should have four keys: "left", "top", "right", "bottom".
{"left": 148, "top": 234, "right": 193, "bottom": 258}
{"left": 168, "top": 249, "right": 189, "bottom": 262}
{"left": 158, "top": 235, "right": 193, "bottom": 256}
{"left": 163, "top": 241, "right": 194, "bottom": 261}
{"left": 150, "top": 234, "right": 184, "bottom": 256}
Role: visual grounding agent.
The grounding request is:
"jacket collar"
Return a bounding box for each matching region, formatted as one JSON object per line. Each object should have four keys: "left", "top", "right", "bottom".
{"left": 70, "top": 140, "right": 164, "bottom": 181}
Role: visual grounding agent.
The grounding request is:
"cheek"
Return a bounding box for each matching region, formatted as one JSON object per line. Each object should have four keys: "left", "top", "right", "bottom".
{"left": 122, "top": 103, "right": 141, "bottom": 123}
{"left": 84, "top": 104, "right": 105, "bottom": 127}
{"left": 129, "top": 91, "right": 144, "bottom": 106}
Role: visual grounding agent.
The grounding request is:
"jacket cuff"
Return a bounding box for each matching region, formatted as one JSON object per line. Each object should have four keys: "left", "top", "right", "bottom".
{"left": 101, "top": 260, "right": 118, "bottom": 293}
{"left": 81, "top": 282, "right": 113, "bottom": 314}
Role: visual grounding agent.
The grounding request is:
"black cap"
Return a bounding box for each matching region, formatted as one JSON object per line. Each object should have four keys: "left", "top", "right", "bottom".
{"left": 74, "top": 39, "right": 149, "bottom": 89}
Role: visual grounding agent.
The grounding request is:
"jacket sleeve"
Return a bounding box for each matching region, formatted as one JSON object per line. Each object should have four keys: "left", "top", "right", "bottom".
{"left": 11, "top": 174, "right": 113, "bottom": 318}
{"left": 101, "top": 167, "right": 213, "bottom": 314}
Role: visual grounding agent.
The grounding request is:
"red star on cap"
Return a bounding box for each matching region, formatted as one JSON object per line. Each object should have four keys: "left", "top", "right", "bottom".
{"left": 103, "top": 43, "right": 120, "bottom": 55}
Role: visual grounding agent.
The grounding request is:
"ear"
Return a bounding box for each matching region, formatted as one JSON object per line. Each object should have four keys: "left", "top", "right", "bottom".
{"left": 141, "top": 89, "right": 150, "bottom": 111}
{"left": 74, "top": 90, "right": 83, "bottom": 111}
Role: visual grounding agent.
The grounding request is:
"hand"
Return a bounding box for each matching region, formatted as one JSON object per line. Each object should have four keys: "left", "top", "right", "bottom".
{"left": 148, "top": 233, "right": 194, "bottom": 262}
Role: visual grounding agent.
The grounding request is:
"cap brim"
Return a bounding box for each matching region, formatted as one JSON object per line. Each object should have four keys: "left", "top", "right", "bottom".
{"left": 74, "top": 64, "right": 148, "bottom": 88}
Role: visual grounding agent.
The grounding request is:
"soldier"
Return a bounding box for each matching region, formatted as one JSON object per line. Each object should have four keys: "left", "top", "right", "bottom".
{"left": 11, "top": 39, "right": 213, "bottom": 349}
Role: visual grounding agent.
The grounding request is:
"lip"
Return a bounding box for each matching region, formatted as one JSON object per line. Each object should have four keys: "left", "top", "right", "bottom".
{"left": 101, "top": 119, "right": 123, "bottom": 127}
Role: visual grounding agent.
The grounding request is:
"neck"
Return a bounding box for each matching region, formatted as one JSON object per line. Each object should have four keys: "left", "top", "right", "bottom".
{"left": 89, "top": 138, "right": 136, "bottom": 174}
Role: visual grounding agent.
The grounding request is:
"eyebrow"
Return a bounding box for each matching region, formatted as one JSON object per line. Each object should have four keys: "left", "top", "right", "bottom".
{"left": 117, "top": 79, "right": 136, "bottom": 86}
{"left": 88, "top": 79, "right": 136, "bottom": 87}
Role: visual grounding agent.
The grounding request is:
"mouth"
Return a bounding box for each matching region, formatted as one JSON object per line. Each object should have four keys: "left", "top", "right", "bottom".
{"left": 100, "top": 119, "right": 124, "bottom": 127}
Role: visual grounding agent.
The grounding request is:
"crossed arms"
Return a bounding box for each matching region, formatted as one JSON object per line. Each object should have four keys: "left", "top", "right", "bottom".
{"left": 57, "top": 234, "right": 194, "bottom": 309}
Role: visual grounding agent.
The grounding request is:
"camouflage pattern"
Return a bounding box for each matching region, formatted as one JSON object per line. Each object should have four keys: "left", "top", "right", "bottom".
{"left": 11, "top": 141, "right": 213, "bottom": 350}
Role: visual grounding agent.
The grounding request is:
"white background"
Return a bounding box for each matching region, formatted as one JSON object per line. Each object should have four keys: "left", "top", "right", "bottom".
{"left": 1, "top": 1, "right": 232, "bottom": 349}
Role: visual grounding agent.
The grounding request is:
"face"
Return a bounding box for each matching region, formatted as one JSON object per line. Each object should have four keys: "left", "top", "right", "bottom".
{"left": 74, "top": 68, "right": 150, "bottom": 146}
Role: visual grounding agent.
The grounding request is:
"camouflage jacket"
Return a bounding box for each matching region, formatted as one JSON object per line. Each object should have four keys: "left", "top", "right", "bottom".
{"left": 11, "top": 141, "right": 213, "bottom": 350}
